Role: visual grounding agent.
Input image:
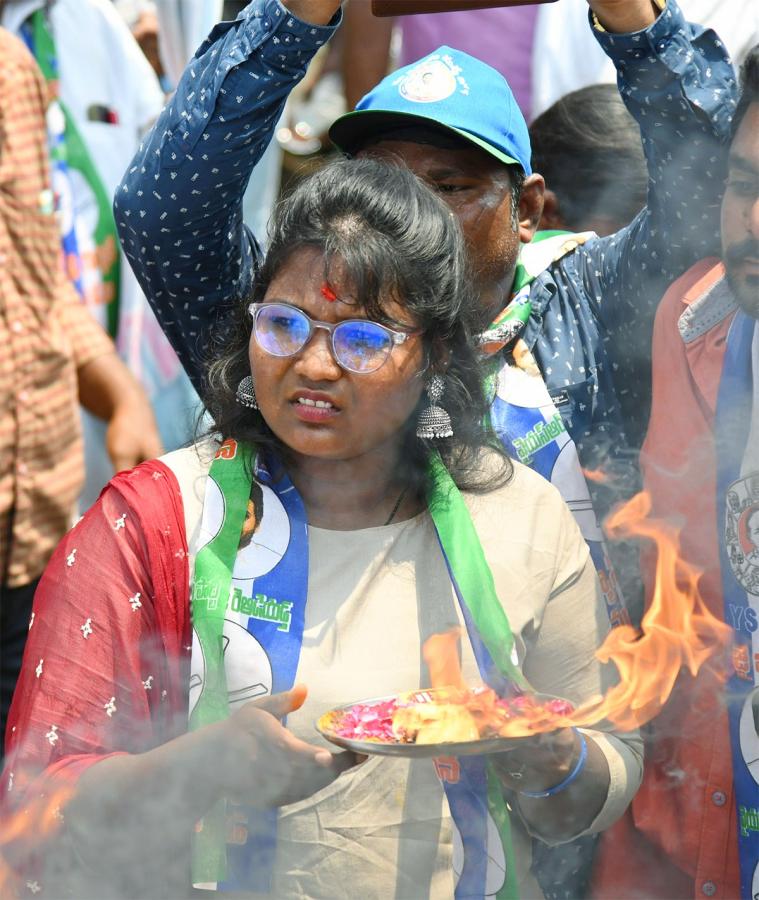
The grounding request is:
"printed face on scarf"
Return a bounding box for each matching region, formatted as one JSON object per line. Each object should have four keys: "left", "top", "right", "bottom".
{"left": 358, "top": 138, "right": 542, "bottom": 326}
{"left": 722, "top": 103, "right": 759, "bottom": 316}
{"left": 249, "top": 246, "right": 426, "bottom": 463}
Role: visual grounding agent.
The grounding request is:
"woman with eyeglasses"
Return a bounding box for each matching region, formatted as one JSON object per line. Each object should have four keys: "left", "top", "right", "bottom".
{"left": 2, "top": 158, "right": 641, "bottom": 899}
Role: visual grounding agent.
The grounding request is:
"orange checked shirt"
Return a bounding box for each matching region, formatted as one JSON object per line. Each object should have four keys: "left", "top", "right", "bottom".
{"left": 0, "top": 30, "right": 113, "bottom": 588}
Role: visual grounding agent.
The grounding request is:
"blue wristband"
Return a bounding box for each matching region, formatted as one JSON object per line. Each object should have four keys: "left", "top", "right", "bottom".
{"left": 519, "top": 730, "right": 588, "bottom": 799}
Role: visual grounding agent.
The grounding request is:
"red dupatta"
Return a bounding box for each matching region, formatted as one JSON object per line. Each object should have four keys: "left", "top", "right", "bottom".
{"left": 1, "top": 460, "right": 191, "bottom": 888}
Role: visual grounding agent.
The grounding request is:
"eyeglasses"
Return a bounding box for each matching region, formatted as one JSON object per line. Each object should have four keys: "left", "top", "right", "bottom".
{"left": 248, "top": 302, "right": 420, "bottom": 375}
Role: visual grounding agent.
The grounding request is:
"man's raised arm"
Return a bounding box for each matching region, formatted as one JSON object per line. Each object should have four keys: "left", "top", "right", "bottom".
{"left": 114, "top": 0, "right": 341, "bottom": 391}
{"left": 565, "top": 0, "right": 737, "bottom": 447}
{"left": 579, "top": 0, "right": 736, "bottom": 314}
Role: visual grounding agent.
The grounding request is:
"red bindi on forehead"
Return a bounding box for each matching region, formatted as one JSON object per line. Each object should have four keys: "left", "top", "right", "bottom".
{"left": 320, "top": 283, "right": 338, "bottom": 302}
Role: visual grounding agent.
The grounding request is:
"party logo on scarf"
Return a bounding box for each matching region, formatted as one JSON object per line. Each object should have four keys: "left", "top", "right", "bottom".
{"left": 725, "top": 474, "right": 759, "bottom": 598}
{"left": 189, "top": 619, "right": 273, "bottom": 717}
{"left": 198, "top": 476, "right": 291, "bottom": 582}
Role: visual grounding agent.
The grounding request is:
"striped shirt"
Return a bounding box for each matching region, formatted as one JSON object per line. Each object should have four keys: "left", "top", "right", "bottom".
{"left": 0, "top": 29, "right": 112, "bottom": 588}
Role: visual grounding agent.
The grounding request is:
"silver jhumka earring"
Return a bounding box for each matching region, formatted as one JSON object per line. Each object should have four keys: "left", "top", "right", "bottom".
{"left": 236, "top": 375, "right": 258, "bottom": 409}
{"left": 416, "top": 374, "right": 453, "bottom": 439}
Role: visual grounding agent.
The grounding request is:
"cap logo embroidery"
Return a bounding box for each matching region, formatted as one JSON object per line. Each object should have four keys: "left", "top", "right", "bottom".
{"left": 395, "top": 55, "right": 468, "bottom": 104}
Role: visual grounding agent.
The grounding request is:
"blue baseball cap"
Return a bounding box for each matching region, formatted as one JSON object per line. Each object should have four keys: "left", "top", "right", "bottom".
{"left": 329, "top": 46, "right": 532, "bottom": 175}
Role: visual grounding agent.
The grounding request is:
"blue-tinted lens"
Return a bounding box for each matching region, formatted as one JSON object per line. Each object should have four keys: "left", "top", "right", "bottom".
{"left": 254, "top": 304, "right": 311, "bottom": 356}
{"left": 333, "top": 321, "right": 393, "bottom": 373}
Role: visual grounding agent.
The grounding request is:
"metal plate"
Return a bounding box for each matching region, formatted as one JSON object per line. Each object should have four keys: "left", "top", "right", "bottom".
{"left": 315, "top": 689, "right": 560, "bottom": 759}
{"left": 316, "top": 730, "right": 525, "bottom": 758}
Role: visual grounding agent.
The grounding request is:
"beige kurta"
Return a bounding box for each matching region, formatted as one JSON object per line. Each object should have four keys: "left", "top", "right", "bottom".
{"left": 166, "top": 443, "right": 642, "bottom": 899}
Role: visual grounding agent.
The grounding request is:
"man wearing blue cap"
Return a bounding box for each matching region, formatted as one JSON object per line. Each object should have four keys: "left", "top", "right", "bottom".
{"left": 114, "top": 0, "right": 735, "bottom": 896}
{"left": 115, "top": 0, "right": 734, "bottom": 601}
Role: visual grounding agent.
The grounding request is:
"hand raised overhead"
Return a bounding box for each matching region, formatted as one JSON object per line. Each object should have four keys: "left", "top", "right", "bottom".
{"left": 586, "top": 0, "right": 659, "bottom": 34}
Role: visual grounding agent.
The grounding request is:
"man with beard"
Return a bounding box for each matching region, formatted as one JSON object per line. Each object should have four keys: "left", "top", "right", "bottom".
{"left": 592, "top": 45, "right": 759, "bottom": 900}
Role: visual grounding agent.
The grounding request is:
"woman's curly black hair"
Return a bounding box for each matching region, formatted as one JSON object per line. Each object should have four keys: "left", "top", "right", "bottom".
{"left": 202, "top": 156, "right": 511, "bottom": 498}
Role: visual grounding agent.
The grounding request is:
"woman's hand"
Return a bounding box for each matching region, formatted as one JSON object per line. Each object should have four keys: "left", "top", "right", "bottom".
{"left": 490, "top": 728, "right": 580, "bottom": 795}
{"left": 211, "top": 685, "right": 361, "bottom": 808}
{"left": 489, "top": 729, "right": 610, "bottom": 843}
{"left": 66, "top": 686, "right": 360, "bottom": 880}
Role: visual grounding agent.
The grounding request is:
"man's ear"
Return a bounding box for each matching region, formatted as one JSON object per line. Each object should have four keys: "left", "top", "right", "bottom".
{"left": 518, "top": 174, "right": 545, "bottom": 244}
{"left": 538, "top": 189, "right": 566, "bottom": 232}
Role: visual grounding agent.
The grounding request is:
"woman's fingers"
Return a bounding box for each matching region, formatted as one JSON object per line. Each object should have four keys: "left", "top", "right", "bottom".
{"left": 280, "top": 753, "right": 364, "bottom": 805}
{"left": 251, "top": 684, "right": 308, "bottom": 719}
{"left": 489, "top": 728, "right": 580, "bottom": 792}
{"left": 248, "top": 742, "right": 363, "bottom": 807}
{"left": 226, "top": 689, "right": 365, "bottom": 806}
{"left": 278, "top": 727, "right": 361, "bottom": 772}
{"left": 325, "top": 749, "right": 366, "bottom": 774}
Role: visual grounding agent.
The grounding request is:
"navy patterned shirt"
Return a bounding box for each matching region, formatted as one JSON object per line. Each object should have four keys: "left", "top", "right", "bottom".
{"left": 115, "top": 0, "right": 736, "bottom": 501}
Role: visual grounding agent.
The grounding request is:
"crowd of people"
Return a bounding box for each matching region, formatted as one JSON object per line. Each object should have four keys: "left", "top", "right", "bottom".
{"left": 0, "top": 0, "right": 757, "bottom": 898}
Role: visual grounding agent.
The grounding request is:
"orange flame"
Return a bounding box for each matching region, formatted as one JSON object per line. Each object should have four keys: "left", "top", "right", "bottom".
{"left": 420, "top": 490, "right": 732, "bottom": 739}
{"left": 0, "top": 782, "right": 74, "bottom": 897}
{"left": 423, "top": 631, "right": 467, "bottom": 691}
{"left": 570, "top": 490, "right": 732, "bottom": 731}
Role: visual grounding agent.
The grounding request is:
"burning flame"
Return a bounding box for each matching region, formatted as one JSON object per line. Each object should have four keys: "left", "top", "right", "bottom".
{"left": 423, "top": 631, "right": 467, "bottom": 691}
{"left": 422, "top": 490, "right": 732, "bottom": 738}
{"left": 570, "top": 490, "right": 731, "bottom": 731}
{"left": 0, "top": 491, "right": 736, "bottom": 885}
{"left": 0, "top": 782, "right": 74, "bottom": 898}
